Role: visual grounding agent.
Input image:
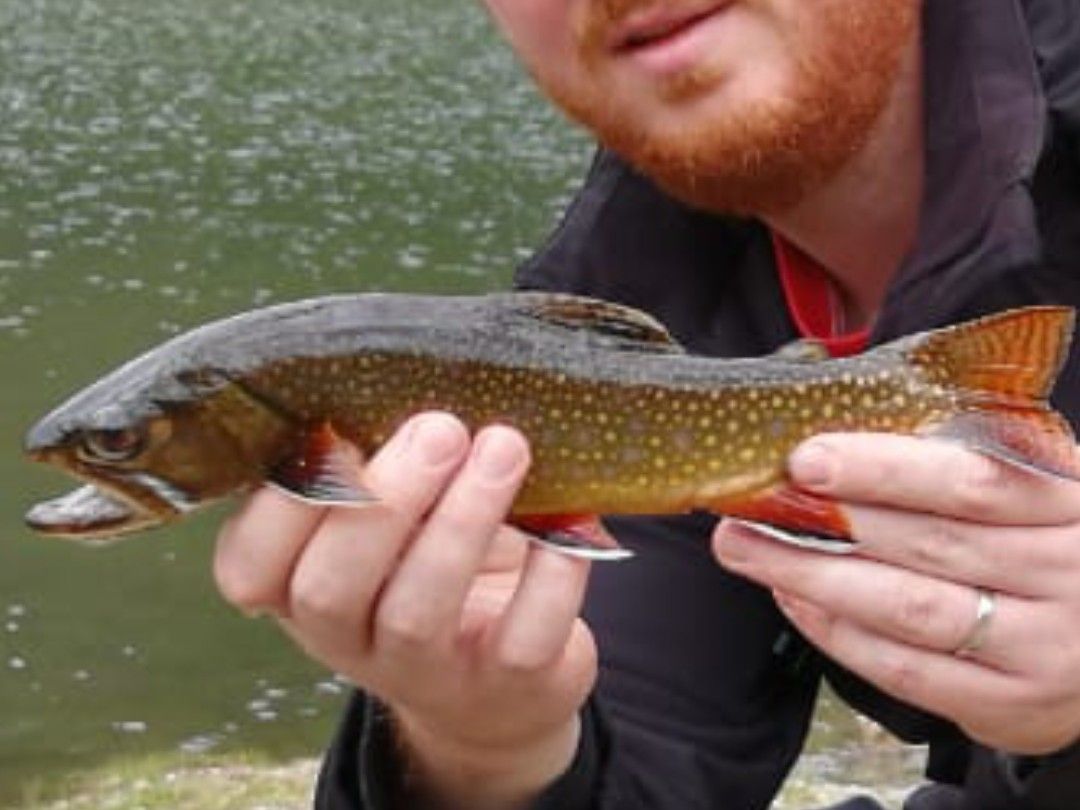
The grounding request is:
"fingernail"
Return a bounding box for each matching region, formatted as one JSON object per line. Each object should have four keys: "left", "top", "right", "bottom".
{"left": 409, "top": 414, "right": 465, "bottom": 467}
{"left": 473, "top": 428, "right": 524, "bottom": 482}
{"left": 789, "top": 441, "right": 835, "bottom": 489}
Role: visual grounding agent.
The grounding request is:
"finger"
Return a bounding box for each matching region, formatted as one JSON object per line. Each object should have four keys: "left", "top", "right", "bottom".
{"left": 716, "top": 521, "right": 1031, "bottom": 669}
{"left": 374, "top": 425, "right": 530, "bottom": 655}
{"left": 788, "top": 433, "right": 1080, "bottom": 526}
{"left": 482, "top": 526, "right": 530, "bottom": 574}
{"left": 844, "top": 502, "right": 1080, "bottom": 599}
{"left": 490, "top": 546, "right": 591, "bottom": 672}
{"left": 773, "top": 593, "right": 1033, "bottom": 742}
{"left": 214, "top": 486, "right": 326, "bottom": 615}
{"left": 287, "top": 412, "right": 470, "bottom": 646}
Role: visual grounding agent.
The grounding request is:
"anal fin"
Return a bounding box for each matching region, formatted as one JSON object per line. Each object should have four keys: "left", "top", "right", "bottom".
{"left": 929, "top": 409, "right": 1080, "bottom": 482}
{"left": 712, "top": 485, "right": 855, "bottom": 553}
{"left": 512, "top": 514, "right": 634, "bottom": 562}
{"left": 269, "top": 422, "right": 376, "bottom": 506}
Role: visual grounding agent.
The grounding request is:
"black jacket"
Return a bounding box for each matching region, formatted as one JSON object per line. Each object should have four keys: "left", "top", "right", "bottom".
{"left": 316, "top": 0, "right": 1080, "bottom": 807}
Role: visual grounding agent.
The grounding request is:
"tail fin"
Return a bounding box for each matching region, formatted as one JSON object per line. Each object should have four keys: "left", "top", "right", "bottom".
{"left": 907, "top": 306, "right": 1080, "bottom": 480}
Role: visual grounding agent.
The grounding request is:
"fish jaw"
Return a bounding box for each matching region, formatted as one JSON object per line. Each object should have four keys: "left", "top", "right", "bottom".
{"left": 23, "top": 443, "right": 193, "bottom": 540}
{"left": 24, "top": 483, "right": 171, "bottom": 540}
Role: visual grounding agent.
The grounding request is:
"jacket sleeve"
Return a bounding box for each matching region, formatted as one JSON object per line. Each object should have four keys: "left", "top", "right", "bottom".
{"left": 824, "top": 662, "right": 1080, "bottom": 810}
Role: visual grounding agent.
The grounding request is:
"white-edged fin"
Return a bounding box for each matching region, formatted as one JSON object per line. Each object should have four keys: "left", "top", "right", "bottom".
{"left": 729, "top": 519, "right": 859, "bottom": 555}
{"left": 528, "top": 531, "right": 636, "bottom": 561}
{"left": 269, "top": 422, "right": 376, "bottom": 505}
{"left": 266, "top": 477, "right": 377, "bottom": 507}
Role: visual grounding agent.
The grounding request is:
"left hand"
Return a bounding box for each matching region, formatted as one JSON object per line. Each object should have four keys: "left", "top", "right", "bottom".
{"left": 713, "top": 432, "right": 1080, "bottom": 755}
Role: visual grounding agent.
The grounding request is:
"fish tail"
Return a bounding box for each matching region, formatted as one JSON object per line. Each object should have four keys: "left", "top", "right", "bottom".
{"left": 907, "top": 306, "right": 1080, "bottom": 479}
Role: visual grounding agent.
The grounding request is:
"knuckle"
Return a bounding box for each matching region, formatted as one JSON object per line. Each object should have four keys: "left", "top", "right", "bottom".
{"left": 879, "top": 650, "right": 925, "bottom": 700}
{"left": 951, "top": 456, "right": 1006, "bottom": 515}
{"left": 496, "top": 646, "right": 551, "bottom": 676}
{"left": 213, "top": 550, "right": 276, "bottom": 611}
{"left": 290, "top": 568, "right": 352, "bottom": 625}
{"left": 906, "top": 519, "right": 964, "bottom": 570}
{"left": 376, "top": 601, "right": 439, "bottom": 649}
{"left": 431, "top": 507, "right": 484, "bottom": 541}
{"left": 893, "top": 584, "right": 948, "bottom": 639}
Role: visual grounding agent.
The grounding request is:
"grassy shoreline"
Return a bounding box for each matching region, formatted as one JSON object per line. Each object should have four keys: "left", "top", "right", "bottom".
{"left": 13, "top": 753, "right": 321, "bottom": 810}
{"left": 13, "top": 742, "right": 921, "bottom": 810}
{"left": 13, "top": 695, "right": 923, "bottom": 810}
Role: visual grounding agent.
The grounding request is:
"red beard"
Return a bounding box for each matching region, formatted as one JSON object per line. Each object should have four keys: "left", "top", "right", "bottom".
{"left": 539, "top": 0, "right": 919, "bottom": 215}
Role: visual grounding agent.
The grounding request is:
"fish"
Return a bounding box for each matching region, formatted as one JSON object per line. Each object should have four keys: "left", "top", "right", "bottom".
{"left": 23, "top": 293, "right": 1080, "bottom": 559}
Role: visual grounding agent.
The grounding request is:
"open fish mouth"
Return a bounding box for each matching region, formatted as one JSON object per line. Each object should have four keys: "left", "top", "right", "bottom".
{"left": 25, "top": 484, "right": 160, "bottom": 539}
{"left": 24, "top": 472, "right": 193, "bottom": 540}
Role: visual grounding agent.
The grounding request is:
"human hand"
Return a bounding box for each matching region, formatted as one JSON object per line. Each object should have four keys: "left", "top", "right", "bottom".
{"left": 714, "top": 432, "right": 1080, "bottom": 755}
{"left": 213, "top": 413, "right": 597, "bottom": 807}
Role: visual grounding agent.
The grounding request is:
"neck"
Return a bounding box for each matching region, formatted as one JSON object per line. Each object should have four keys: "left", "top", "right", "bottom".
{"left": 765, "top": 34, "right": 925, "bottom": 330}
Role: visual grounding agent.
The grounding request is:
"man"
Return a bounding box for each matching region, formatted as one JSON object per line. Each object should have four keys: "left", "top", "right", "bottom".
{"left": 213, "top": 0, "right": 1080, "bottom": 807}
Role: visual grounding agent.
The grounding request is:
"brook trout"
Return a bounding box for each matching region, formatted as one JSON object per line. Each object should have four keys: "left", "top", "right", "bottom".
{"left": 23, "top": 293, "right": 1080, "bottom": 557}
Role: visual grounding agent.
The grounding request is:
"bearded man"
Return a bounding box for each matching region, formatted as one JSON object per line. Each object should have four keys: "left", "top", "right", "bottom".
{"left": 213, "top": 1, "right": 1080, "bottom": 808}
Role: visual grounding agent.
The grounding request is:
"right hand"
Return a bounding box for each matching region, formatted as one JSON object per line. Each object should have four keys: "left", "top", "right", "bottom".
{"left": 213, "top": 412, "right": 598, "bottom": 807}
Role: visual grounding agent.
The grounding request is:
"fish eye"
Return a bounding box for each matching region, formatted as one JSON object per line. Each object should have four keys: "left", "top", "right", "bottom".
{"left": 79, "top": 427, "right": 147, "bottom": 463}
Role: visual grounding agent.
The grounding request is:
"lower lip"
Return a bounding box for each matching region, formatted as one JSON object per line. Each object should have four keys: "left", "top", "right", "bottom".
{"left": 618, "top": 7, "right": 731, "bottom": 75}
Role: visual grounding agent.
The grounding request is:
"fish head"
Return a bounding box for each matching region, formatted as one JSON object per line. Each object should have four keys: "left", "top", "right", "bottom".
{"left": 24, "top": 363, "right": 292, "bottom": 541}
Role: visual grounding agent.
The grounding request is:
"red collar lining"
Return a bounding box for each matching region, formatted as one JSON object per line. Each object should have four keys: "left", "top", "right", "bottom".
{"left": 772, "top": 232, "right": 869, "bottom": 358}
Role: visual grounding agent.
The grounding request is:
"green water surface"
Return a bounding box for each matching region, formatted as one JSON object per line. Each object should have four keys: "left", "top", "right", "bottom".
{"left": 0, "top": 0, "right": 589, "bottom": 801}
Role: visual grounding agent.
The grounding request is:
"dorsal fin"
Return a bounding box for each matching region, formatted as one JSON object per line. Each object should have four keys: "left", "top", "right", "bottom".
{"left": 507, "top": 292, "right": 684, "bottom": 354}
{"left": 769, "top": 338, "right": 831, "bottom": 363}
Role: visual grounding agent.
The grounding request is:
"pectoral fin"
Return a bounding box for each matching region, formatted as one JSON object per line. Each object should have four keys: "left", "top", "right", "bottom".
{"left": 269, "top": 422, "right": 376, "bottom": 505}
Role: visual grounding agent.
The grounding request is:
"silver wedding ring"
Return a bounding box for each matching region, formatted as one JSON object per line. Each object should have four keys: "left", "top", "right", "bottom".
{"left": 954, "top": 588, "right": 996, "bottom": 657}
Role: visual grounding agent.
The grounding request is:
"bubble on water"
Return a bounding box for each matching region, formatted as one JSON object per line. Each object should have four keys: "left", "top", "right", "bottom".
{"left": 73, "top": 669, "right": 92, "bottom": 682}
{"left": 315, "top": 679, "right": 345, "bottom": 696}
{"left": 254, "top": 710, "right": 278, "bottom": 722}
{"left": 247, "top": 698, "right": 271, "bottom": 713}
{"left": 264, "top": 687, "right": 288, "bottom": 700}
{"left": 222, "top": 722, "right": 239, "bottom": 734}
{"left": 112, "top": 721, "right": 148, "bottom": 734}
{"left": 6, "top": 622, "right": 18, "bottom": 633}
{"left": 121, "top": 645, "right": 138, "bottom": 658}
{"left": 180, "top": 733, "right": 222, "bottom": 754}
{"left": 7, "top": 605, "right": 26, "bottom": 618}
{"left": 8, "top": 656, "right": 27, "bottom": 670}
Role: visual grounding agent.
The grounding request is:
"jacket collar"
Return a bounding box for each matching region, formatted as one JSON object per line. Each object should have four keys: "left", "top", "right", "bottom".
{"left": 876, "top": 0, "right": 1046, "bottom": 337}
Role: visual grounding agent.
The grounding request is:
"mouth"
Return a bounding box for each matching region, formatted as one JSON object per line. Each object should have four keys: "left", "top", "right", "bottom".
{"left": 24, "top": 470, "right": 193, "bottom": 541}
{"left": 25, "top": 484, "right": 162, "bottom": 540}
{"left": 611, "top": 1, "right": 732, "bottom": 55}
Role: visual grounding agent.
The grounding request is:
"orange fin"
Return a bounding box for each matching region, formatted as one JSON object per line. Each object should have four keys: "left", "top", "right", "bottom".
{"left": 513, "top": 514, "right": 634, "bottom": 562}
{"left": 929, "top": 410, "right": 1080, "bottom": 481}
{"left": 906, "top": 306, "right": 1079, "bottom": 480}
{"left": 269, "top": 422, "right": 375, "bottom": 505}
{"left": 715, "top": 485, "right": 856, "bottom": 553}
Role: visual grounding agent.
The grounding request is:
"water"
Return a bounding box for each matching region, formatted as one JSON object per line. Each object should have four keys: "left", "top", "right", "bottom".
{"left": 0, "top": 0, "right": 589, "bottom": 802}
{"left": 0, "top": 0, "right": 922, "bottom": 805}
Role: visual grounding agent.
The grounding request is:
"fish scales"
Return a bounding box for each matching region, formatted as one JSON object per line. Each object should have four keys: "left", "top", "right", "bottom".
{"left": 234, "top": 342, "right": 955, "bottom": 516}
{"left": 23, "top": 294, "right": 1078, "bottom": 554}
